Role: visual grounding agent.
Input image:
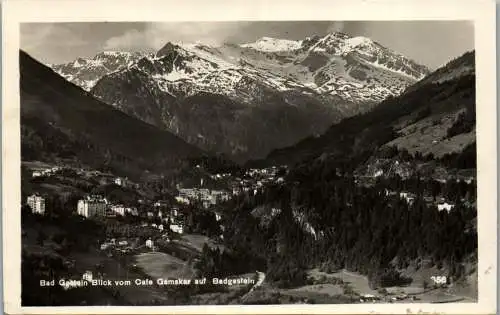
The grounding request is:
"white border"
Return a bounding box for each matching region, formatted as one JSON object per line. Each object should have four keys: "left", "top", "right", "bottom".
{"left": 2, "top": 0, "right": 497, "bottom": 314}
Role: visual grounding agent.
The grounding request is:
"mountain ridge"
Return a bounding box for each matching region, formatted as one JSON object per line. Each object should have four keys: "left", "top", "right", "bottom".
{"left": 48, "top": 32, "right": 431, "bottom": 161}
{"left": 258, "top": 50, "right": 475, "bottom": 169}
{"left": 20, "top": 50, "right": 203, "bottom": 179}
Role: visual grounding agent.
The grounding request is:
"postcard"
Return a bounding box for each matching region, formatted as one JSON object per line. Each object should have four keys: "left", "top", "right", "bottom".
{"left": 2, "top": 0, "right": 497, "bottom": 314}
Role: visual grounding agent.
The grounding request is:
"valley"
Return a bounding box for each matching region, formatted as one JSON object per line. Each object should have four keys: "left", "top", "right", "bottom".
{"left": 20, "top": 28, "right": 477, "bottom": 306}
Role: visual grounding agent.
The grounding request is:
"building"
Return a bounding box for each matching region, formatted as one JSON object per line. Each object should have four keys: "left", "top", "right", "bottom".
{"left": 127, "top": 207, "right": 139, "bottom": 216}
{"left": 399, "top": 192, "right": 416, "bottom": 205}
{"left": 177, "top": 188, "right": 231, "bottom": 208}
{"left": 110, "top": 204, "right": 126, "bottom": 216}
{"left": 32, "top": 171, "right": 43, "bottom": 178}
{"left": 114, "top": 177, "right": 128, "bottom": 187}
{"left": 82, "top": 271, "right": 93, "bottom": 282}
{"left": 77, "top": 196, "right": 106, "bottom": 218}
{"left": 175, "top": 196, "right": 190, "bottom": 204}
{"left": 146, "top": 239, "right": 154, "bottom": 249}
{"left": 27, "top": 194, "right": 46, "bottom": 214}
{"left": 170, "top": 224, "right": 184, "bottom": 234}
{"left": 100, "top": 243, "right": 111, "bottom": 250}
{"left": 214, "top": 212, "right": 222, "bottom": 222}
{"left": 438, "top": 202, "right": 455, "bottom": 212}
{"left": 154, "top": 200, "right": 169, "bottom": 208}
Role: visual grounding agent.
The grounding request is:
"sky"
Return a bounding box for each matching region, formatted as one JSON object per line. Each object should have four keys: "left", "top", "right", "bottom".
{"left": 20, "top": 21, "right": 474, "bottom": 69}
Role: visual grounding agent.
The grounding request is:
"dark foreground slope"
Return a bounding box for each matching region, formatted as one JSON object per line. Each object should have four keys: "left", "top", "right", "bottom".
{"left": 20, "top": 50, "right": 203, "bottom": 178}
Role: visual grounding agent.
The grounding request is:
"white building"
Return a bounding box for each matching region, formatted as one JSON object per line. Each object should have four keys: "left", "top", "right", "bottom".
{"left": 170, "top": 224, "right": 184, "bottom": 234}
{"left": 77, "top": 197, "right": 106, "bottom": 218}
{"left": 100, "top": 243, "right": 111, "bottom": 250}
{"left": 154, "top": 200, "right": 169, "bottom": 207}
{"left": 114, "top": 177, "right": 128, "bottom": 187}
{"left": 438, "top": 202, "right": 455, "bottom": 212}
{"left": 82, "top": 271, "right": 93, "bottom": 282}
{"left": 146, "top": 239, "right": 154, "bottom": 249}
{"left": 214, "top": 212, "right": 222, "bottom": 222}
{"left": 110, "top": 204, "right": 126, "bottom": 216}
{"left": 125, "top": 207, "right": 138, "bottom": 216}
{"left": 175, "top": 196, "right": 190, "bottom": 204}
{"left": 32, "top": 171, "right": 43, "bottom": 178}
{"left": 27, "top": 194, "right": 46, "bottom": 214}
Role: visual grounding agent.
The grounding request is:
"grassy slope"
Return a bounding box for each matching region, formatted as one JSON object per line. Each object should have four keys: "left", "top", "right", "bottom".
{"left": 259, "top": 52, "right": 475, "bottom": 168}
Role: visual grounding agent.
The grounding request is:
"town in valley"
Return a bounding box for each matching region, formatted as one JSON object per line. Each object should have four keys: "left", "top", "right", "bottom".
{"left": 20, "top": 21, "right": 478, "bottom": 306}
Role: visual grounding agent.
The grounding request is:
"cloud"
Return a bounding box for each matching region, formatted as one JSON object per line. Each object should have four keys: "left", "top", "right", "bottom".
{"left": 104, "top": 22, "right": 252, "bottom": 50}
{"left": 21, "top": 23, "right": 87, "bottom": 51}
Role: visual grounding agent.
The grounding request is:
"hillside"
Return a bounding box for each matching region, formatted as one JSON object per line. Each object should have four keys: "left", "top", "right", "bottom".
{"left": 20, "top": 50, "right": 203, "bottom": 179}
{"left": 261, "top": 51, "right": 476, "bottom": 169}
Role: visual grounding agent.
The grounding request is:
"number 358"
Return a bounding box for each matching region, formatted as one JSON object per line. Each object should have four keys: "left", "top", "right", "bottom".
{"left": 431, "top": 276, "right": 447, "bottom": 284}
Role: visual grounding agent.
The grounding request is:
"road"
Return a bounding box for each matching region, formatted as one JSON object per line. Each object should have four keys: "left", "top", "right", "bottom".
{"left": 240, "top": 271, "right": 266, "bottom": 301}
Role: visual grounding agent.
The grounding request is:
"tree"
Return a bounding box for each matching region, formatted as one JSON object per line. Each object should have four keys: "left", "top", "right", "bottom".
{"left": 37, "top": 230, "right": 47, "bottom": 246}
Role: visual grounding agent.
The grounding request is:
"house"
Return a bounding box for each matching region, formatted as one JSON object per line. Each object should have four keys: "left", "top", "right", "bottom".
{"left": 77, "top": 196, "right": 107, "bottom": 218}
{"left": 175, "top": 196, "right": 190, "bottom": 204}
{"left": 423, "top": 196, "right": 434, "bottom": 203}
{"left": 100, "top": 243, "right": 111, "bottom": 250}
{"left": 359, "top": 294, "right": 380, "bottom": 302}
{"left": 114, "top": 177, "right": 128, "bottom": 187}
{"left": 126, "top": 207, "right": 139, "bottom": 216}
{"left": 145, "top": 239, "right": 153, "bottom": 249}
{"left": 32, "top": 171, "right": 43, "bottom": 178}
{"left": 170, "top": 224, "right": 184, "bottom": 234}
{"left": 154, "top": 200, "right": 169, "bottom": 208}
{"left": 384, "top": 189, "right": 397, "bottom": 197}
{"left": 399, "top": 192, "right": 416, "bottom": 205}
{"left": 438, "top": 202, "right": 455, "bottom": 212}
{"left": 27, "top": 194, "right": 46, "bottom": 214}
{"left": 271, "top": 208, "right": 282, "bottom": 216}
{"left": 110, "top": 204, "right": 126, "bottom": 216}
{"left": 82, "top": 271, "right": 93, "bottom": 282}
{"left": 374, "top": 170, "right": 384, "bottom": 177}
{"left": 214, "top": 212, "right": 222, "bottom": 222}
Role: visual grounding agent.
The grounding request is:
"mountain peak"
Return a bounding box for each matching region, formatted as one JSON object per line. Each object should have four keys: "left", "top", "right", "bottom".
{"left": 156, "top": 42, "right": 185, "bottom": 59}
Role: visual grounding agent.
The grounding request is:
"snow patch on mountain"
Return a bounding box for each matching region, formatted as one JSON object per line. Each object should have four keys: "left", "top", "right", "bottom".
{"left": 241, "top": 37, "right": 303, "bottom": 52}
{"left": 51, "top": 51, "right": 143, "bottom": 91}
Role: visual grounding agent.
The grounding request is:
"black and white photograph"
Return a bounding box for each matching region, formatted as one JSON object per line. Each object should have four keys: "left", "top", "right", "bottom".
{"left": 2, "top": 0, "right": 497, "bottom": 314}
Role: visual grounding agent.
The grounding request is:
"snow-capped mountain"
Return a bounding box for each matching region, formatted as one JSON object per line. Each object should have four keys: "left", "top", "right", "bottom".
{"left": 230, "top": 33, "right": 430, "bottom": 107}
{"left": 49, "top": 32, "right": 431, "bottom": 160}
{"left": 51, "top": 51, "right": 144, "bottom": 91}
